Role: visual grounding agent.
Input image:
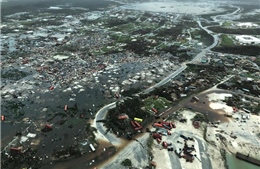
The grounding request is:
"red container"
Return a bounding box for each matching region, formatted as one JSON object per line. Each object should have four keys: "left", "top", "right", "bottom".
{"left": 152, "top": 108, "right": 158, "bottom": 113}
{"left": 45, "top": 124, "right": 52, "bottom": 129}
{"left": 162, "top": 141, "right": 168, "bottom": 148}
{"left": 154, "top": 123, "right": 163, "bottom": 127}
{"left": 1, "top": 115, "right": 5, "bottom": 121}
{"left": 152, "top": 133, "right": 162, "bottom": 139}
{"left": 130, "top": 121, "right": 136, "bottom": 128}
{"left": 134, "top": 121, "right": 141, "bottom": 128}
{"left": 49, "top": 86, "right": 54, "bottom": 90}
{"left": 64, "top": 105, "right": 68, "bottom": 111}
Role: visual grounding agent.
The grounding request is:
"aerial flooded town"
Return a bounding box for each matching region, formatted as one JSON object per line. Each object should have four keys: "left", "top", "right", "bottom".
{"left": 0, "top": 0, "right": 260, "bottom": 168}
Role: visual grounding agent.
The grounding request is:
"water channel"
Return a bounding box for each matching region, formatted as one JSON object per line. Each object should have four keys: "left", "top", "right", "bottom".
{"left": 226, "top": 153, "right": 259, "bottom": 169}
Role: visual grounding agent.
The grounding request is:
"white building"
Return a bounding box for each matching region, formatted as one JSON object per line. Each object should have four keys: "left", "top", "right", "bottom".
{"left": 236, "top": 22, "right": 258, "bottom": 28}
{"left": 235, "top": 35, "right": 260, "bottom": 45}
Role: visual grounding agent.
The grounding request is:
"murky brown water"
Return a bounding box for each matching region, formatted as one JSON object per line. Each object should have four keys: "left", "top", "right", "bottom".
{"left": 41, "top": 139, "right": 116, "bottom": 169}
{"left": 180, "top": 90, "right": 231, "bottom": 122}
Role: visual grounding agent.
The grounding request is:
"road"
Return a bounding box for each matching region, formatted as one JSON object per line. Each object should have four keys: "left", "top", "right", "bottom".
{"left": 93, "top": 6, "right": 242, "bottom": 169}
{"left": 166, "top": 130, "right": 212, "bottom": 169}
{"left": 142, "top": 18, "right": 221, "bottom": 93}
{"left": 92, "top": 102, "right": 123, "bottom": 146}
{"left": 93, "top": 6, "right": 223, "bottom": 141}
{"left": 98, "top": 134, "right": 150, "bottom": 169}
{"left": 142, "top": 64, "right": 188, "bottom": 94}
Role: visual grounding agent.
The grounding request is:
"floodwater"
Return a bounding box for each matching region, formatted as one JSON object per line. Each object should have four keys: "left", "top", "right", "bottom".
{"left": 226, "top": 152, "right": 259, "bottom": 169}
{"left": 43, "top": 139, "right": 117, "bottom": 169}
{"left": 120, "top": 2, "right": 226, "bottom": 15}
{"left": 180, "top": 90, "right": 231, "bottom": 123}
{"left": 1, "top": 84, "right": 110, "bottom": 168}
{"left": 1, "top": 0, "right": 119, "bottom": 20}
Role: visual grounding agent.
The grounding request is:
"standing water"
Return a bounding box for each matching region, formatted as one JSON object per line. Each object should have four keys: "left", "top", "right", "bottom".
{"left": 226, "top": 153, "right": 259, "bottom": 169}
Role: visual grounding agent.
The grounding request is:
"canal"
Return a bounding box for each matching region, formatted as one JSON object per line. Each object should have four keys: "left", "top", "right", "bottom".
{"left": 226, "top": 153, "right": 259, "bottom": 169}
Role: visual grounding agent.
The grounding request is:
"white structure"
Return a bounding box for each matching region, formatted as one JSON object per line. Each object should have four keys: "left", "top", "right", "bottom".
{"left": 235, "top": 35, "right": 260, "bottom": 45}
{"left": 236, "top": 22, "right": 258, "bottom": 28}
{"left": 89, "top": 144, "right": 96, "bottom": 152}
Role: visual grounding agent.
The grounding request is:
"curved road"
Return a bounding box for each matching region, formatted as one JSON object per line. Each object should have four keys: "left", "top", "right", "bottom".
{"left": 93, "top": 5, "right": 243, "bottom": 168}
{"left": 94, "top": 13, "right": 220, "bottom": 146}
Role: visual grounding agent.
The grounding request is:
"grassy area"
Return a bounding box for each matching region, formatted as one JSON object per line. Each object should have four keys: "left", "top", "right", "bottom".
{"left": 147, "top": 136, "right": 154, "bottom": 149}
{"left": 222, "top": 21, "right": 232, "bottom": 27}
{"left": 110, "top": 34, "right": 132, "bottom": 43}
{"left": 111, "top": 22, "right": 136, "bottom": 32}
{"left": 20, "top": 19, "right": 63, "bottom": 27}
{"left": 143, "top": 96, "right": 171, "bottom": 112}
{"left": 220, "top": 34, "right": 235, "bottom": 46}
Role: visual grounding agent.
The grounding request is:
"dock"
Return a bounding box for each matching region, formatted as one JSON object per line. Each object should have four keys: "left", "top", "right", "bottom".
{"left": 236, "top": 152, "right": 260, "bottom": 166}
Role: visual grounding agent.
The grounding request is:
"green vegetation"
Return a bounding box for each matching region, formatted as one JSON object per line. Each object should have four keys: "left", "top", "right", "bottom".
{"left": 121, "top": 159, "right": 132, "bottom": 167}
{"left": 111, "top": 22, "right": 136, "bottom": 32}
{"left": 220, "top": 34, "right": 234, "bottom": 46}
{"left": 254, "top": 57, "right": 260, "bottom": 66}
{"left": 1, "top": 69, "right": 29, "bottom": 80}
{"left": 191, "top": 113, "right": 208, "bottom": 122}
{"left": 143, "top": 96, "right": 171, "bottom": 112}
{"left": 209, "top": 26, "right": 260, "bottom": 35}
{"left": 222, "top": 21, "right": 232, "bottom": 27}
{"left": 60, "top": 45, "right": 79, "bottom": 52}
{"left": 157, "top": 43, "right": 169, "bottom": 50}
{"left": 212, "top": 46, "right": 260, "bottom": 56}
{"left": 106, "top": 97, "right": 154, "bottom": 135}
{"left": 101, "top": 46, "right": 115, "bottom": 53}
{"left": 147, "top": 135, "right": 154, "bottom": 149}
{"left": 110, "top": 34, "right": 132, "bottom": 43}
{"left": 20, "top": 19, "right": 63, "bottom": 27}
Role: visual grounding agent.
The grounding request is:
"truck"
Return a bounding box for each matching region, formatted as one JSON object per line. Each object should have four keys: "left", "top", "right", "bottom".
{"left": 118, "top": 115, "right": 128, "bottom": 120}
{"left": 134, "top": 117, "right": 143, "bottom": 122}
{"left": 163, "top": 124, "right": 171, "bottom": 130}
{"left": 89, "top": 144, "right": 96, "bottom": 152}
{"left": 134, "top": 121, "right": 141, "bottom": 128}
{"left": 152, "top": 133, "right": 162, "bottom": 139}
{"left": 130, "top": 121, "right": 136, "bottom": 128}
{"left": 64, "top": 105, "right": 68, "bottom": 111}
{"left": 152, "top": 108, "right": 158, "bottom": 114}
{"left": 162, "top": 141, "right": 168, "bottom": 148}
{"left": 180, "top": 134, "right": 188, "bottom": 140}
{"left": 192, "top": 96, "right": 200, "bottom": 102}
{"left": 153, "top": 123, "right": 163, "bottom": 127}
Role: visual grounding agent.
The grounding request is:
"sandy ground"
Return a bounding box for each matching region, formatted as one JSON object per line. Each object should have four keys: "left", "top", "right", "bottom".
{"left": 96, "top": 92, "right": 259, "bottom": 169}
{"left": 152, "top": 148, "right": 172, "bottom": 169}
{"left": 208, "top": 93, "right": 234, "bottom": 115}
{"left": 205, "top": 92, "right": 260, "bottom": 163}
{"left": 100, "top": 134, "right": 149, "bottom": 169}
{"left": 206, "top": 114, "right": 260, "bottom": 159}
{"left": 151, "top": 110, "right": 211, "bottom": 169}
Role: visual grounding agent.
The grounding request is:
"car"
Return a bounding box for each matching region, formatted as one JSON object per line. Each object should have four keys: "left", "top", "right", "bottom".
{"left": 168, "top": 148, "right": 174, "bottom": 151}
{"left": 180, "top": 134, "right": 188, "bottom": 140}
